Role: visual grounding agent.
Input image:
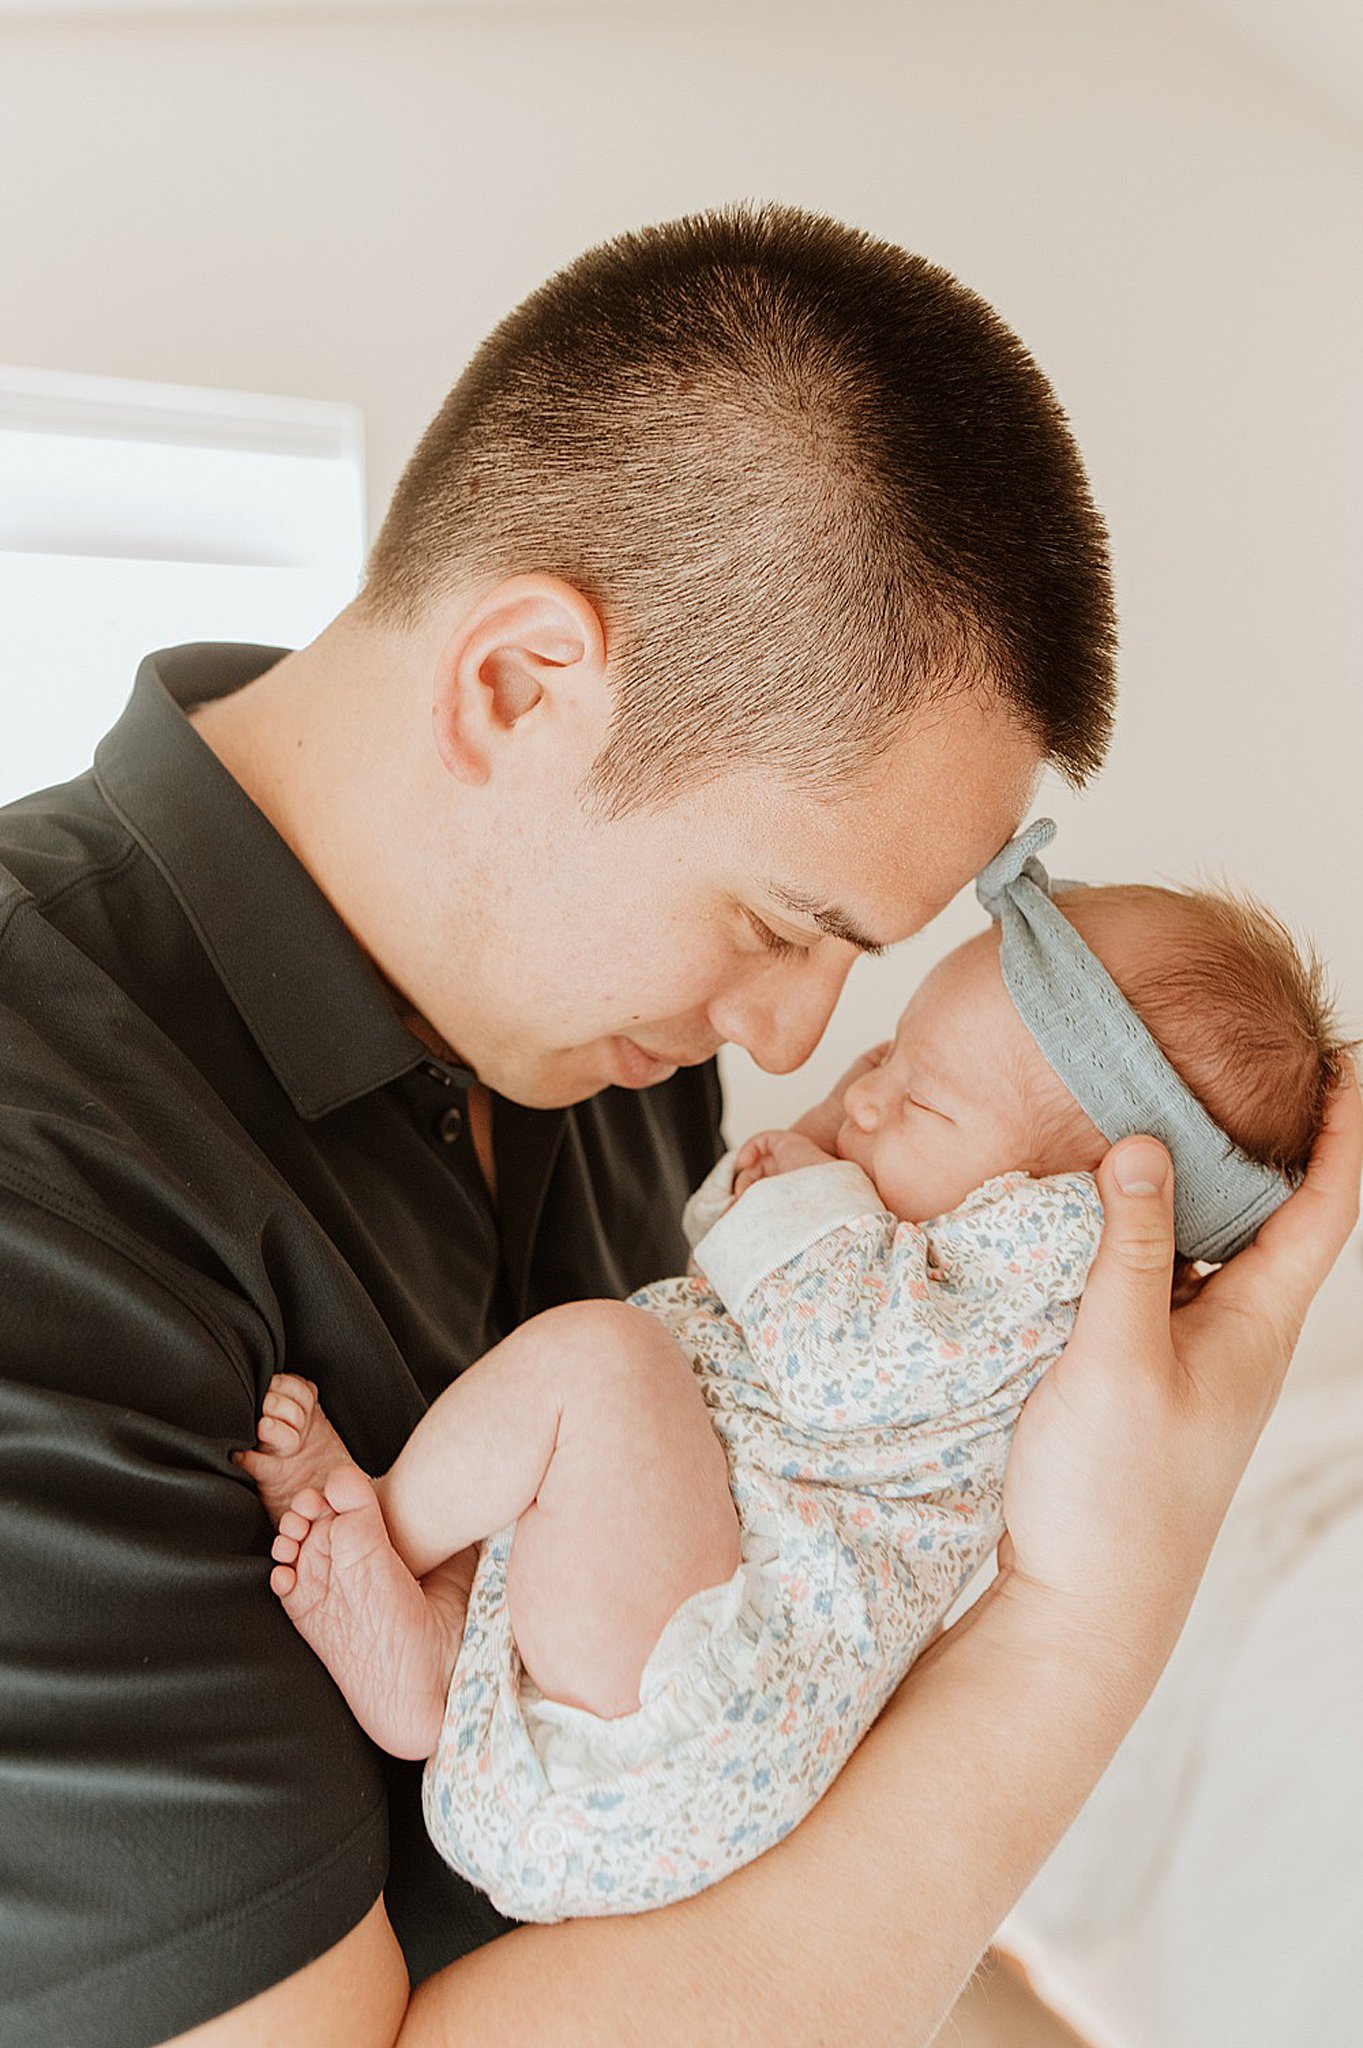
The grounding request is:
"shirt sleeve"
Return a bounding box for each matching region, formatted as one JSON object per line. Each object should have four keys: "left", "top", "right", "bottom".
{"left": 0, "top": 1178, "right": 392, "bottom": 2048}
{"left": 686, "top": 1154, "right": 885, "bottom": 1283}
{"left": 691, "top": 1167, "right": 1104, "bottom": 1438}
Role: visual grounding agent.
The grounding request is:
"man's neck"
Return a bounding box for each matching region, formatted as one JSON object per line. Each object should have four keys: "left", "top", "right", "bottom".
{"left": 185, "top": 620, "right": 485, "bottom": 1102}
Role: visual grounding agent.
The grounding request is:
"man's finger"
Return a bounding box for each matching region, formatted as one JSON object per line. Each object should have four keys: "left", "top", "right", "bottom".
{"left": 1072, "top": 1136, "right": 1178, "bottom": 1370}
{"left": 1175, "top": 1066, "right": 1359, "bottom": 1339}
{"left": 1234, "top": 1065, "right": 1363, "bottom": 1304}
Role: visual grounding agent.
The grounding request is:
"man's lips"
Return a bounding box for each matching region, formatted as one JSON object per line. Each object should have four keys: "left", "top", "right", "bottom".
{"left": 613, "top": 1038, "right": 680, "bottom": 1086}
{"left": 612, "top": 1037, "right": 713, "bottom": 1085}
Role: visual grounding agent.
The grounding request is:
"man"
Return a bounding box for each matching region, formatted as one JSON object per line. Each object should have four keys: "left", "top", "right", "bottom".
{"left": 1, "top": 202, "right": 1357, "bottom": 2048}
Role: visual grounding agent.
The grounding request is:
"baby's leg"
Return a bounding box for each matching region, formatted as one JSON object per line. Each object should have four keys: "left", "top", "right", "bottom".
{"left": 245, "top": 1379, "right": 475, "bottom": 1761}
{"left": 256, "top": 1300, "right": 740, "bottom": 1752}
{"left": 380, "top": 1298, "right": 741, "bottom": 1718}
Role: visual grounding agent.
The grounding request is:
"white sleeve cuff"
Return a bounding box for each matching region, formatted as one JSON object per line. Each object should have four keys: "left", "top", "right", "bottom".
{"left": 681, "top": 1148, "right": 741, "bottom": 1250}
{"left": 692, "top": 1159, "right": 884, "bottom": 1314}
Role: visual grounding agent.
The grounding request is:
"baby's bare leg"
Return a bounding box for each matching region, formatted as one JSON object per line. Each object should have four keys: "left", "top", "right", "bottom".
{"left": 255, "top": 1302, "right": 739, "bottom": 1749}
{"left": 380, "top": 1298, "right": 741, "bottom": 1718}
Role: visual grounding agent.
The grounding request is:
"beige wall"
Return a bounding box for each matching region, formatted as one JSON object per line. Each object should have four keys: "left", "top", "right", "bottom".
{"left": 2, "top": 0, "right": 1359, "bottom": 1139}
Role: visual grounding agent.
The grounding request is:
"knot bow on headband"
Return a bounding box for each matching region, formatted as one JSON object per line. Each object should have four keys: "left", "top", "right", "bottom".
{"left": 975, "top": 818, "right": 1293, "bottom": 1262}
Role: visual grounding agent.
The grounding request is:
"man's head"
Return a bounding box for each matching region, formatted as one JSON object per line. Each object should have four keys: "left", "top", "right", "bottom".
{"left": 358, "top": 200, "right": 1116, "bottom": 821}
{"left": 271, "top": 204, "right": 1118, "bottom": 1104}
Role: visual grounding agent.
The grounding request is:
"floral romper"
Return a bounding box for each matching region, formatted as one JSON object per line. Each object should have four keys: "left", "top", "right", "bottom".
{"left": 423, "top": 1154, "right": 1104, "bottom": 1921}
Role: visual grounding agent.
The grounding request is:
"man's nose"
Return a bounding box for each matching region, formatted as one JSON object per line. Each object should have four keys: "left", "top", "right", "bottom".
{"left": 708, "top": 949, "right": 855, "bottom": 1076}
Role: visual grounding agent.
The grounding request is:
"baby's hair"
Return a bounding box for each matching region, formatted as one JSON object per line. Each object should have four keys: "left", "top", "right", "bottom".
{"left": 1055, "top": 882, "right": 1355, "bottom": 1178}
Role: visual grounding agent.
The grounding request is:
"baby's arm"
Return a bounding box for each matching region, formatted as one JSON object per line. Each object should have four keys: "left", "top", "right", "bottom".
{"left": 680, "top": 1040, "right": 890, "bottom": 1238}
{"left": 693, "top": 1166, "right": 1104, "bottom": 1436}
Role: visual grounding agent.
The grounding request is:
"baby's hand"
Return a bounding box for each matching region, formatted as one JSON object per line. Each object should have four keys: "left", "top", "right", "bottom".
{"left": 731, "top": 1127, "right": 837, "bottom": 1200}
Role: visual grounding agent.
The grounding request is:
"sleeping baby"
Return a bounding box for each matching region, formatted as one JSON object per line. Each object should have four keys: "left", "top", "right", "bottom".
{"left": 240, "top": 819, "right": 1347, "bottom": 1922}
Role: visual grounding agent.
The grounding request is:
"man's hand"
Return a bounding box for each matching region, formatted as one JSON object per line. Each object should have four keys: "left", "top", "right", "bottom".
{"left": 994, "top": 1067, "right": 1363, "bottom": 1677}
{"left": 731, "top": 1127, "right": 837, "bottom": 1200}
{"left": 790, "top": 1042, "right": 893, "bottom": 1154}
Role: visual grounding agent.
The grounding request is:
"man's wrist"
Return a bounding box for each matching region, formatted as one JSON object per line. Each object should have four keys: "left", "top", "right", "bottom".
{"left": 918, "top": 1561, "right": 1167, "bottom": 1730}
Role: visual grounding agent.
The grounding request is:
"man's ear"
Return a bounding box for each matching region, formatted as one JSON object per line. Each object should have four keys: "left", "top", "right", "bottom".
{"left": 431, "top": 574, "right": 609, "bottom": 786}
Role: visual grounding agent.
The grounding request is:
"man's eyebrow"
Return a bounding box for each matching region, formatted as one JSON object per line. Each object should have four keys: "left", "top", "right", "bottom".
{"left": 766, "top": 882, "right": 888, "bottom": 958}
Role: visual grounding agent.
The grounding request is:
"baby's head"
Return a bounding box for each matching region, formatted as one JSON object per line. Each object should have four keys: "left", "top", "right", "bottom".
{"left": 836, "top": 881, "right": 1349, "bottom": 1239}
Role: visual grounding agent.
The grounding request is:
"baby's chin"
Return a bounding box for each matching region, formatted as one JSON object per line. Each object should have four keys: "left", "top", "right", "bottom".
{"left": 835, "top": 1130, "right": 943, "bottom": 1224}
{"left": 864, "top": 1168, "right": 1025, "bottom": 1228}
{"left": 856, "top": 1172, "right": 950, "bottom": 1228}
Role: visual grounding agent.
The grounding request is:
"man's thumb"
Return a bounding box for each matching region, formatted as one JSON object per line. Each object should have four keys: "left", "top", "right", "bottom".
{"left": 1086, "top": 1136, "right": 1177, "bottom": 1318}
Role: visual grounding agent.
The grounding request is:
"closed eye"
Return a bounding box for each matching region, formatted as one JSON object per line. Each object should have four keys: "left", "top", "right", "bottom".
{"left": 745, "top": 911, "right": 813, "bottom": 962}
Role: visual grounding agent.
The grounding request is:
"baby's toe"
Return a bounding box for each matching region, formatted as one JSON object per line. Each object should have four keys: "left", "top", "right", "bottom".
{"left": 271, "top": 1530, "right": 301, "bottom": 1566}
{"left": 269, "top": 1562, "right": 298, "bottom": 1599}
{"left": 323, "top": 1463, "right": 374, "bottom": 1515}
{"left": 267, "top": 1372, "right": 318, "bottom": 1407}
{"left": 262, "top": 1386, "right": 307, "bottom": 1429}
{"left": 287, "top": 1486, "right": 330, "bottom": 1522}
{"left": 276, "top": 1507, "right": 312, "bottom": 1543}
{"left": 256, "top": 1414, "right": 300, "bottom": 1452}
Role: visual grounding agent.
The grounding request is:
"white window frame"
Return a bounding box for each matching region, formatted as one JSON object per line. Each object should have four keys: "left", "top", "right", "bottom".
{"left": 0, "top": 362, "right": 366, "bottom": 805}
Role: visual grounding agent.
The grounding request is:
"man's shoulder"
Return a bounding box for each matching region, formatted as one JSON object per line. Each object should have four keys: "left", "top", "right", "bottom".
{"left": 0, "top": 793, "right": 289, "bottom": 1311}
{"left": 0, "top": 767, "right": 157, "bottom": 1087}
{"left": 0, "top": 763, "right": 134, "bottom": 919}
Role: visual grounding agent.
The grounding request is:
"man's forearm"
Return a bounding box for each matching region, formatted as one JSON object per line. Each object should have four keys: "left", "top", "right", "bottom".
{"left": 398, "top": 1576, "right": 1158, "bottom": 2048}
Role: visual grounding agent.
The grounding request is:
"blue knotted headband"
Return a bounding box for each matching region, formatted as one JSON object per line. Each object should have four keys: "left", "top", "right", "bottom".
{"left": 974, "top": 817, "right": 1294, "bottom": 1262}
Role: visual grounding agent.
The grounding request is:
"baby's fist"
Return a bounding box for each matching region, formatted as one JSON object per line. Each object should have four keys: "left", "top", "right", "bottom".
{"left": 731, "top": 1127, "right": 837, "bottom": 1200}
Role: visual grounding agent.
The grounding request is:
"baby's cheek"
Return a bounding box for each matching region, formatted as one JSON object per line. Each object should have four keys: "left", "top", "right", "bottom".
{"left": 871, "top": 1136, "right": 935, "bottom": 1224}
{"left": 888, "top": 1126, "right": 997, "bottom": 1224}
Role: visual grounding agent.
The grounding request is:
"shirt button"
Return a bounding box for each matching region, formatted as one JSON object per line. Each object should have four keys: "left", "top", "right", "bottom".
{"left": 437, "top": 1104, "right": 464, "bottom": 1145}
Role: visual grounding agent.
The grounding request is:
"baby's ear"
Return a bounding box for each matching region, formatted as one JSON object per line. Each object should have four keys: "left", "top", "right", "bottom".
{"left": 1028, "top": 1086, "right": 1104, "bottom": 1181}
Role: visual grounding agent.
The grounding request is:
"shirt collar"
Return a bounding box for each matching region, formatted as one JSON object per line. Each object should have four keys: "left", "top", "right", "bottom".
{"left": 93, "top": 642, "right": 469, "bottom": 1119}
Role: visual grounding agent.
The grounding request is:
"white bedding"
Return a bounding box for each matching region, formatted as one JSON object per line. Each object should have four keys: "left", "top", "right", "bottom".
{"left": 998, "top": 1234, "right": 1363, "bottom": 2048}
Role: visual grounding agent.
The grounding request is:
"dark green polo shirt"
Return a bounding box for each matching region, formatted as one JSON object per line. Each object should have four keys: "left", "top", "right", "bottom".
{"left": 0, "top": 644, "right": 725, "bottom": 2048}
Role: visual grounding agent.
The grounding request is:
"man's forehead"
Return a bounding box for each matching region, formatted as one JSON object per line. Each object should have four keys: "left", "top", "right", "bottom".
{"left": 763, "top": 791, "right": 1033, "bottom": 948}
{"left": 765, "top": 700, "right": 1039, "bottom": 918}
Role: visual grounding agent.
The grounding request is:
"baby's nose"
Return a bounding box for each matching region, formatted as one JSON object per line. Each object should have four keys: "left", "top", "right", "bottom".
{"left": 843, "top": 1072, "right": 884, "bottom": 1130}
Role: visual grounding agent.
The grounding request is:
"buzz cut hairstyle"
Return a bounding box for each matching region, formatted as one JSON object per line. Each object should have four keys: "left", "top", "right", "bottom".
{"left": 358, "top": 200, "right": 1119, "bottom": 819}
{"left": 1056, "top": 882, "right": 1356, "bottom": 1179}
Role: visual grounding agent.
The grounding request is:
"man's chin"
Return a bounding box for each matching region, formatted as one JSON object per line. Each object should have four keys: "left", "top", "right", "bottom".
{"left": 473, "top": 1036, "right": 691, "bottom": 1110}
{"left": 475, "top": 1046, "right": 634, "bottom": 1112}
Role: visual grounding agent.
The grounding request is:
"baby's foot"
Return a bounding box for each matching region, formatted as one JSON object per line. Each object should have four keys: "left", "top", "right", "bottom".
{"left": 236, "top": 1373, "right": 351, "bottom": 1526}
{"left": 270, "top": 1463, "right": 463, "bottom": 1760}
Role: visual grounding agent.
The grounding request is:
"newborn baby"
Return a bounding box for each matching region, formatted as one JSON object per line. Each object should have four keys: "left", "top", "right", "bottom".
{"left": 242, "top": 822, "right": 1344, "bottom": 1923}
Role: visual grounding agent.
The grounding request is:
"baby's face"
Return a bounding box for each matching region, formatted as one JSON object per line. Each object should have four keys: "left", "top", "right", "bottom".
{"left": 835, "top": 928, "right": 1100, "bottom": 1224}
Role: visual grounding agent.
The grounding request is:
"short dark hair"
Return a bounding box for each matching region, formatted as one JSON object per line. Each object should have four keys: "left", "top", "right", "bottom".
{"left": 358, "top": 201, "right": 1117, "bottom": 816}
